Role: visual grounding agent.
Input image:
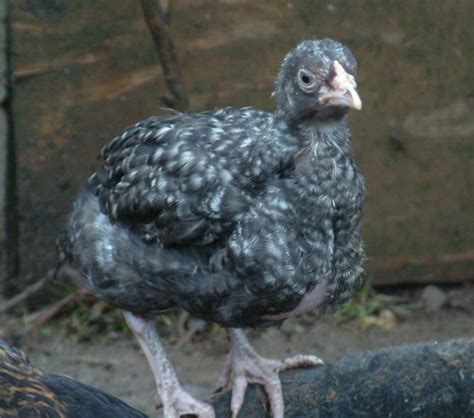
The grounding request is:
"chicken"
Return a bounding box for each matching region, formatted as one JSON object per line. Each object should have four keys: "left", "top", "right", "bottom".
{"left": 57, "top": 38, "right": 365, "bottom": 418}
{"left": 0, "top": 339, "right": 147, "bottom": 418}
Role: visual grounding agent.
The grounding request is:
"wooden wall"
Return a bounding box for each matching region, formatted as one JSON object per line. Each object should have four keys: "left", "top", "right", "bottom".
{"left": 7, "top": 0, "right": 474, "bottom": 291}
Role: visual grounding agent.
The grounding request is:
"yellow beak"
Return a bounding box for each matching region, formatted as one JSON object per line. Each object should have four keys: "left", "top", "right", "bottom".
{"left": 319, "top": 60, "right": 362, "bottom": 110}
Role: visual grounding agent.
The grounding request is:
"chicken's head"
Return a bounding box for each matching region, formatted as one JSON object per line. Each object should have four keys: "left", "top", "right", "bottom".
{"left": 274, "top": 38, "right": 362, "bottom": 125}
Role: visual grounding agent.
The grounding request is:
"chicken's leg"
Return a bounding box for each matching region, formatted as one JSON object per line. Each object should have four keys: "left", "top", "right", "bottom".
{"left": 123, "top": 311, "right": 215, "bottom": 418}
{"left": 216, "top": 328, "right": 323, "bottom": 418}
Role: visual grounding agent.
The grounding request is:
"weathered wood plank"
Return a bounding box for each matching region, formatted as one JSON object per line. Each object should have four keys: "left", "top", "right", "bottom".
{"left": 371, "top": 250, "right": 474, "bottom": 286}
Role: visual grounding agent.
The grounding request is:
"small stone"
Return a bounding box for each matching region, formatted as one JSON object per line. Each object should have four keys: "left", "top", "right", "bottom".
{"left": 421, "top": 285, "right": 447, "bottom": 311}
{"left": 280, "top": 319, "right": 300, "bottom": 336}
{"left": 188, "top": 319, "right": 206, "bottom": 332}
{"left": 378, "top": 309, "right": 397, "bottom": 330}
{"left": 359, "top": 309, "right": 396, "bottom": 331}
{"left": 447, "top": 287, "right": 474, "bottom": 314}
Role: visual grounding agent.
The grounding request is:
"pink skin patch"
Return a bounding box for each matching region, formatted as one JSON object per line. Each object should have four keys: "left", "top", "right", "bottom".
{"left": 263, "top": 279, "right": 328, "bottom": 321}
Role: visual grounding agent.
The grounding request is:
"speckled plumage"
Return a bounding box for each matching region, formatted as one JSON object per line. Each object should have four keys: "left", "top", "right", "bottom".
{"left": 59, "top": 38, "right": 365, "bottom": 328}
{"left": 0, "top": 340, "right": 147, "bottom": 418}
{"left": 58, "top": 38, "right": 366, "bottom": 417}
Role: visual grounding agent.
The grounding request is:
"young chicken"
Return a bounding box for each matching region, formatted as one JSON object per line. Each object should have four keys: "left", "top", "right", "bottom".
{"left": 0, "top": 339, "right": 147, "bottom": 418}
{"left": 58, "top": 38, "right": 365, "bottom": 418}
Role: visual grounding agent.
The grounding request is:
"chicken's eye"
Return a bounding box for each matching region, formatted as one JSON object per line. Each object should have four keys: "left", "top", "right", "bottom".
{"left": 297, "top": 69, "right": 317, "bottom": 90}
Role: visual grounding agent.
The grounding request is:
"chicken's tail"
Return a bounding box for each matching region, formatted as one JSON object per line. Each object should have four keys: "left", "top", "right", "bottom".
{"left": 54, "top": 175, "right": 101, "bottom": 282}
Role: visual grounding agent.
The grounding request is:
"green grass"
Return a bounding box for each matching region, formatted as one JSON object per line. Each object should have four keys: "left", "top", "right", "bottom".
{"left": 337, "top": 281, "right": 416, "bottom": 321}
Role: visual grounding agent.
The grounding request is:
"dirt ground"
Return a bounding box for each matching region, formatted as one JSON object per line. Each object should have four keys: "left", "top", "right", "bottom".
{"left": 20, "top": 301, "right": 473, "bottom": 417}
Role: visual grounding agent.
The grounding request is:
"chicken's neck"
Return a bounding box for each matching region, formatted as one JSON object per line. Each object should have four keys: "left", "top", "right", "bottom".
{"left": 291, "top": 118, "right": 352, "bottom": 176}
{"left": 299, "top": 115, "right": 350, "bottom": 145}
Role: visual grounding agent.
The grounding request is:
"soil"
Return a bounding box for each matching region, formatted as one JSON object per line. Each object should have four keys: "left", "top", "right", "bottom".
{"left": 23, "top": 306, "right": 474, "bottom": 417}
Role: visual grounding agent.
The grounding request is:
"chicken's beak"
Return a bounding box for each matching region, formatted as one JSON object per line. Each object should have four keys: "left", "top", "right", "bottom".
{"left": 319, "top": 60, "right": 362, "bottom": 110}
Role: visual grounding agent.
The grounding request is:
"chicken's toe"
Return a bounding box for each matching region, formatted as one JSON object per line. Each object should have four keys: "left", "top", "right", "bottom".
{"left": 279, "top": 353, "right": 324, "bottom": 371}
{"left": 160, "top": 384, "right": 215, "bottom": 418}
{"left": 230, "top": 375, "right": 248, "bottom": 418}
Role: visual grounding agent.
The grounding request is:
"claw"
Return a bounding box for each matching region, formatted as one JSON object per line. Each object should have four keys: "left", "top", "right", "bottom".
{"left": 153, "top": 392, "right": 162, "bottom": 409}
{"left": 214, "top": 352, "right": 232, "bottom": 393}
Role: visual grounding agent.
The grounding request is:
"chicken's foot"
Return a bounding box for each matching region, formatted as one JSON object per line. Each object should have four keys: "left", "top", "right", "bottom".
{"left": 215, "top": 328, "right": 323, "bottom": 418}
{"left": 123, "top": 311, "right": 215, "bottom": 418}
